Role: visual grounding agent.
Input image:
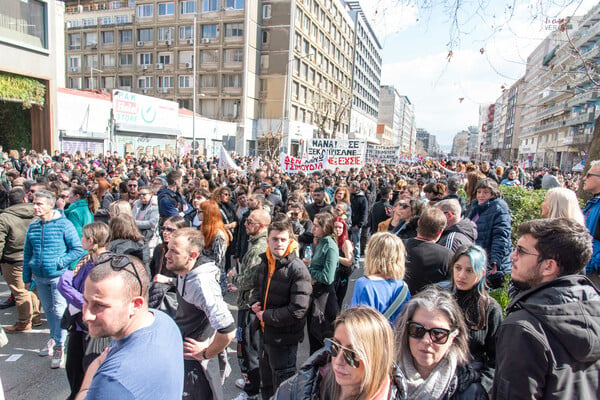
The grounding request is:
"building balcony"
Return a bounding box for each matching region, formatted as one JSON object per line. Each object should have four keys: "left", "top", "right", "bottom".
{"left": 540, "top": 84, "right": 570, "bottom": 103}
{"left": 576, "top": 22, "right": 600, "bottom": 47}
{"left": 567, "top": 90, "right": 600, "bottom": 107}
{"left": 536, "top": 103, "right": 570, "bottom": 119}
{"left": 65, "top": 1, "right": 133, "bottom": 14}
{"left": 563, "top": 133, "right": 593, "bottom": 145}
{"left": 533, "top": 120, "right": 566, "bottom": 133}
{"left": 565, "top": 112, "right": 595, "bottom": 126}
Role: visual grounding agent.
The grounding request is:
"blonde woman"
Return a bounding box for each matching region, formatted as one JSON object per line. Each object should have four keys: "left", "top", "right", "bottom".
{"left": 541, "top": 187, "right": 585, "bottom": 225}
{"left": 350, "top": 232, "right": 410, "bottom": 324}
{"left": 108, "top": 199, "right": 132, "bottom": 219}
{"left": 275, "top": 306, "right": 406, "bottom": 400}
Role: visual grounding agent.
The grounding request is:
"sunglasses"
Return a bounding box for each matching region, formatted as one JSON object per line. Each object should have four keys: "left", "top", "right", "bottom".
{"left": 324, "top": 338, "right": 360, "bottom": 368}
{"left": 128, "top": 184, "right": 138, "bottom": 187}
{"left": 585, "top": 172, "right": 600, "bottom": 179}
{"left": 407, "top": 321, "right": 453, "bottom": 345}
{"left": 161, "top": 226, "right": 177, "bottom": 233}
{"left": 397, "top": 203, "right": 410, "bottom": 209}
{"left": 97, "top": 254, "right": 143, "bottom": 296}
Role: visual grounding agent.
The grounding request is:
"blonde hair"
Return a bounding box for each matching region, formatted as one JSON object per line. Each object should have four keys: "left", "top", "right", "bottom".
{"left": 109, "top": 200, "right": 132, "bottom": 218}
{"left": 544, "top": 187, "right": 585, "bottom": 225}
{"left": 321, "top": 307, "right": 395, "bottom": 400}
{"left": 82, "top": 222, "right": 110, "bottom": 254}
{"left": 364, "top": 232, "right": 406, "bottom": 280}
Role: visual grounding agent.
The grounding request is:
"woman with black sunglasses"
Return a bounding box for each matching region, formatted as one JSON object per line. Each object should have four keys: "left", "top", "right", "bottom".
{"left": 275, "top": 306, "right": 406, "bottom": 400}
{"left": 395, "top": 286, "right": 488, "bottom": 400}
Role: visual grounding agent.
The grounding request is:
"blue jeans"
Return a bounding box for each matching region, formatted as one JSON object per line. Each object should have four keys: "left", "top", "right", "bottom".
{"left": 35, "top": 275, "right": 67, "bottom": 348}
{"left": 351, "top": 227, "right": 362, "bottom": 265}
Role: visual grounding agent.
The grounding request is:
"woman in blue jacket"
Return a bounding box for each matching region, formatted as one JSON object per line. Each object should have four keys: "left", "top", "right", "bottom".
{"left": 466, "top": 178, "right": 512, "bottom": 289}
{"left": 65, "top": 185, "right": 95, "bottom": 238}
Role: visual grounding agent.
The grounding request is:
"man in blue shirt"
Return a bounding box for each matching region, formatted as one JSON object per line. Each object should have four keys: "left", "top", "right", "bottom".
{"left": 76, "top": 255, "right": 184, "bottom": 400}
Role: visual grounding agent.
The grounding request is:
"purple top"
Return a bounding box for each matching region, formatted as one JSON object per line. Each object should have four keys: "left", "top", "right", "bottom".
{"left": 58, "top": 257, "right": 96, "bottom": 310}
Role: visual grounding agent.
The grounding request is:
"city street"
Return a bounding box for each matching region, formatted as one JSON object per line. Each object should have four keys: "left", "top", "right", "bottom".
{"left": 0, "top": 265, "right": 362, "bottom": 400}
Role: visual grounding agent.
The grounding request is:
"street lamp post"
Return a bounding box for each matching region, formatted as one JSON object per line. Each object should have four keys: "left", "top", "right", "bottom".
{"left": 192, "top": 14, "right": 197, "bottom": 165}
{"left": 90, "top": 67, "right": 103, "bottom": 90}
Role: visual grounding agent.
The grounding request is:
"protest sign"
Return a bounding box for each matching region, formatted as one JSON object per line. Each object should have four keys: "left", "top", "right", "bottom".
{"left": 306, "top": 139, "right": 365, "bottom": 170}
{"left": 280, "top": 151, "right": 329, "bottom": 174}
{"left": 365, "top": 145, "right": 401, "bottom": 165}
{"left": 218, "top": 145, "right": 241, "bottom": 171}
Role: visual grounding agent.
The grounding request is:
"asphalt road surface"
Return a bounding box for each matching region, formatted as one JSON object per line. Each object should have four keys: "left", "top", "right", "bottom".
{"left": 0, "top": 264, "right": 361, "bottom": 400}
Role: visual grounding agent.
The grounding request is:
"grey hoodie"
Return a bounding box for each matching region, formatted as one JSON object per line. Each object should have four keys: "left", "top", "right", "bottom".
{"left": 493, "top": 275, "right": 600, "bottom": 400}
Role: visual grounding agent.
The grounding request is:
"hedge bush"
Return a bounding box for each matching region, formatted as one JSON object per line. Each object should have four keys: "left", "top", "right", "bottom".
{"left": 499, "top": 186, "right": 547, "bottom": 246}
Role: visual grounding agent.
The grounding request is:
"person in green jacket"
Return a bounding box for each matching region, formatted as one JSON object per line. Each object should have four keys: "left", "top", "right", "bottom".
{"left": 65, "top": 185, "right": 95, "bottom": 238}
{"left": 305, "top": 211, "right": 339, "bottom": 354}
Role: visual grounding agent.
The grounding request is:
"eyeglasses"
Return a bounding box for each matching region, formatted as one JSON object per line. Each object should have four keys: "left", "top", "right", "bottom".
{"left": 161, "top": 226, "right": 177, "bottom": 233}
{"left": 139, "top": 192, "right": 151, "bottom": 196}
{"left": 324, "top": 338, "right": 360, "bottom": 368}
{"left": 585, "top": 172, "right": 600, "bottom": 179}
{"left": 128, "top": 184, "right": 138, "bottom": 188}
{"left": 245, "top": 220, "right": 259, "bottom": 225}
{"left": 397, "top": 203, "right": 410, "bottom": 209}
{"left": 514, "top": 245, "right": 539, "bottom": 258}
{"left": 407, "top": 321, "right": 454, "bottom": 345}
{"left": 97, "top": 254, "right": 143, "bottom": 296}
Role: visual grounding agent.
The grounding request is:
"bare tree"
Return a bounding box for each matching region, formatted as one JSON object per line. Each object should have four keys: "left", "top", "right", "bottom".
{"left": 312, "top": 90, "right": 351, "bottom": 139}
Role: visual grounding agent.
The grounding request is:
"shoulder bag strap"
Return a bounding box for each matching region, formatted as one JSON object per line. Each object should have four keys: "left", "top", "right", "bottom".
{"left": 383, "top": 283, "right": 409, "bottom": 319}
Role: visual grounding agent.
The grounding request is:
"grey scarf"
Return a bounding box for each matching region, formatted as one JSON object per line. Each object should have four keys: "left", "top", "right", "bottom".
{"left": 401, "top": 350, "right": 457, "bottom": 400}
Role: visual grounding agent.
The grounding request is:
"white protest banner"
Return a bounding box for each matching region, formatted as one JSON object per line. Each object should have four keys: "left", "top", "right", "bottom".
{"left": 280, "top": 151, "right": 329, "bottom": 174}
{"left": 365, "top": 145, "right": 401, "bottom": 165}
{"left": 306, "top": 139, "right": 365, "bottom": 170}
{"left": 218, "top": 145, "right": 241, "bottom": 171}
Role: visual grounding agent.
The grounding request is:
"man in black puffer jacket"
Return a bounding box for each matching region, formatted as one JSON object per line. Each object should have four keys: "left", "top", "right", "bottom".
{"left": 250, "top": 220, "right": 312, "bottom": 400}
{"left": 435, "top": 199, "right": 477, "bottom": 254}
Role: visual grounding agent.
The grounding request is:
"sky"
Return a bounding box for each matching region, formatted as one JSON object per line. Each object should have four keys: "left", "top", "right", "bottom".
{"left": 360, "top": 0, "right": 599, "bottom": 147}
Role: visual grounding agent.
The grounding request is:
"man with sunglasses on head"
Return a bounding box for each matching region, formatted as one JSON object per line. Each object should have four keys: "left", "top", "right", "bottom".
{"left": 165, "top": 228, "right": 235, "bottom": 400}
{"left": 76, "top": 255, "right": 184, "bottom": 400}
{"left": 493, "top": 218, "right": 600, "bottom": 400}
{"left": 583, "top": 159, "right": 600, "bottom": 288}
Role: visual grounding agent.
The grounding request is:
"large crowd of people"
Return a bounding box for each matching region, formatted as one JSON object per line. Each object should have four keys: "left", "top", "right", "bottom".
{"left": 0, "top": 147, "right": 598, "bottom": 400}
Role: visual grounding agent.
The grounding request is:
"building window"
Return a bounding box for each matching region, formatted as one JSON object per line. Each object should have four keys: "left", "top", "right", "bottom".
{"left": 119, "top": 54, "right": 133, "bottom": 66}
{"left": 84, "top": 55, "right": 98, "bottom": 68}
{"left": 138, "top": 53, "right": 152, "bottom": 65}
{"left": 179, "top": 75, "right": 193, "bottom": 88}
{"left": 202, "top": 25, "right": 218, "bottom": 38}
{"left": 200, "top": 50, "right": 218, "bottom": 63}
{"left": 225, "top": 23, "right": 243, "bottom": 37}
{"left": 225, "top": 0, "right": 244, "bottom": 9}
{"left": 68, "top": 34, "right": 81, "bottom": 50}
{"left": 222, "top": 100, "right": 240, "bottom": 117}
{"left": 101, "top": 54, "right": 115, "bottom": 66}
{"left": 157, "top": 27, "right": 174, "bottom": 41}
{"left": 260, "top": 54, "right": 269, "bottom": 69}
{"left": 200, "top": 99, "right": 217, "bottom": 118}
{"left": 119, "top": 30, "right": 132, "bottom": 43}
{"left": 0, "top": 0, "right": 48, "bottom": 49}
{"left": 262, "top": 4, "right": 271, "bottom": 18}
{"left": 158, "top": 53, "right": 172, "bottom": 64}
{"left": 202, "top": 0, "right": 219, "bottom": 13}
{"left": 224, "top": 49, "right": 243, "bottom": 63}
{"left": 137, "top": 28, "right": 153, "bottom": 42}
{"left": 138, "top": 77, "right": 153, "bottom": 89}
{"left": 101, "top": 31, "right": 114, "bottom": 44}
{"left": 136, "top": 4, "right": 153, "bottom": 17}
{"left": 261, "top": 30, "right": 270, "bottom": 44}
{"left": 101, "top": 76, "right": 115, "bottom": 89}
{"left": 179, "top": 26, "right": 193, "bottom": 40}
{"left": 119, "top": 76, "right": 132, "bottom": 88}
{"left": 222, "top": 74, "right": 241, "bottom": 88}
{"left": 180, "top": 0, "right": 196, "bottom": 14}
{"left": 68, "top": 78, "right": 81, "bottom": 89}
{"left": 179, "top": 50, "right": 193, "bottom": 64}
{"left": 68, "top": 56, "right": 81, "bottom": 72}
{"left": 158, "top": 2, "right": 175, "bottom": 16}
{"left": 157, "top": 76, "right": 174, "bottom": 88}
{"left": 84, "top": 32, "right": 97, "bottom": 47}
{"left": 200, "top": 74, "right": 217, "bottom": 88}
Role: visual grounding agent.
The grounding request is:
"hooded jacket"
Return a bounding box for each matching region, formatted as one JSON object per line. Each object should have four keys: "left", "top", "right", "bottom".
{"left": 438, "top": 218, "right": 478, "bottom": 254}
{"left": 493, "top": 275, "right": 600, "bottom": 400}
{"left": 350, "top": 190, "right": 369, "bottom": 229}
{"left": 64, "top": 198, "right": 94, "bottom": 238}
{"left": 0, "top": 202, "right": 36, "bottom": 263}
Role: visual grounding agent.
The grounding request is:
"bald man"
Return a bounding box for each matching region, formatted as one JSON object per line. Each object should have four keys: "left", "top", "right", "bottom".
{"left": 230, "top": 209, "right": 270, "bottom": 399}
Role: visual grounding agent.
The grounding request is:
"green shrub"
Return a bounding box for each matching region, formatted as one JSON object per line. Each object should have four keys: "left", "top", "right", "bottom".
{"left": 489, "top": 274, "right": 511, "bottom": 315}
{"left": 499, "top": 186, "right": 547, "bottom": 246}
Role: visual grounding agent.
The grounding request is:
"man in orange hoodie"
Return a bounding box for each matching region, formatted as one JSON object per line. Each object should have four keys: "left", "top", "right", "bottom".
{"left": 250, "top": 220, "right": 312, "bottom": 399}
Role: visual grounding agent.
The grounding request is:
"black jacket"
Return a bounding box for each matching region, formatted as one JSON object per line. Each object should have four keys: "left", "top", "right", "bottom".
{"left": 438, "top": 218, "right": 478, "bottom": 254}
{"left": 493, "top": 275, "right": 600, "bottom": 400}
{"left": 370, "top": 199, "right": 393, "bottom": 232}
{"left": 350, "top": 191, "right": 368, "bottom": 229}
{"left": 404, "top": 238, "right": 453, "bottom": 294}
{"left": 445, "top": 364, "right": 489, "bottom": 400}
{"left": 275, "top": 348, "right": 407, "bottom": 400}
{"left": 249, "top": 251, "right": 312, "bottom": 346}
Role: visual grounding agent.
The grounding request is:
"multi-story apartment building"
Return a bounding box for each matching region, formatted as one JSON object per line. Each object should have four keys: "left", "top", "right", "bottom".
{"left": 0, "top": 0, "right": 65, "bottom": 151}
{"left": 378, "top": 86, "right": 416, "bottom": 153}
{"left": 257, "top": 0, "right": 355, "bottom": 155}
{"left": 345, "top": 1, "right": 382, "bottom": 144}
{"left": 64, "top": 0, "right": 258, "bottom": 154}
{"left": 479, "top": 103, "right": 494, "bottom": 160}
{"left": 416, "top": 128, "right": 440, "bottom": 157}
{"left": 451, "top": 129, "right": 469, "bottom": 158}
